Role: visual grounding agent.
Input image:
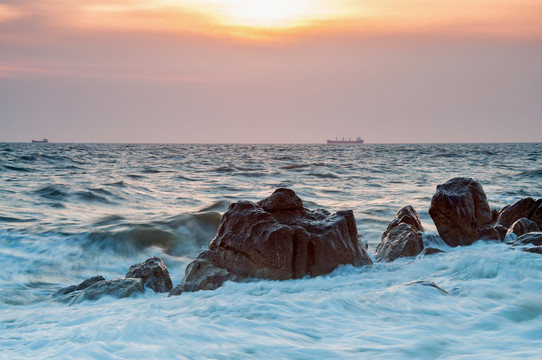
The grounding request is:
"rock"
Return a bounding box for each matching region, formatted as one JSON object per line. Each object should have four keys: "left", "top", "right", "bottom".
{"left": 126, "top": 257, "right": 172, "bottom": 293}
{"left": 506, "top": 218, "right": 540, "bottom": 238}
{"left": 52, "top": 275, "right": 106, "bottom": 297}
{"left": 429, "top": 177, "right": 494, "bottom": 246}
{"left": 376, "top": 223, "right": 423, "bottom": 262}
{"left": 382, "top": 205, "right": 424, "bottom": 237}
{"left": 376, "top": 206, "right": 424, "bottom": 262}
{"left": 169, "top": 259, "right": 238, "bottom": 296}
{"left": 421, "top": 247, "right": 445, "bottom": 256}
{"left": 69, "top": 278, "right": 144, "bottom": 305}
{"left": 171, "top": 188, "right": 372, "bottom": 293}
{"left": 530, "top": 202, "right": 542, "bottom": 229}
{"left": 403, "top": 280, "right": 448, "bottom": 295}
{"left": 510, "top": 232, "right": 542, "bottom": 247}
{"left": 497, "top": 198, "right": 536, "bottom": 229}
{"left": 494, "top": 225, "right": 508, "bottom": 242}
{"left": 523, "top": 246, "right": 542, "bottom": 254}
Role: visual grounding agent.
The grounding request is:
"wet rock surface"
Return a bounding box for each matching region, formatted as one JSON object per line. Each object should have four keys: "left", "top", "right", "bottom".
{"left": 169, "top": 259, "right": 237, "bottom": 296}
{"left": 506, "top": 218, "right": 540, "bottom": 238}
{"left": 376, "top": 206, "right": 424, "bottom": 262}
{"left": 429, "top": 177, "right": 495, "bottom": 246}
{"left": 171, "top": 188, "right": 372, "bottom": 294}
{"left": 54, "top": 278, "right": 144, "bottom": 304}
{"left": 53, "top": 275, "right": 106, "bottom": 297}
{"left": 126, "top": 257, "right": 172, "bottom": 293}
{"left": 497, "top": 198, "right": 539, "bottom": 229}
{"left": 69, "top": 278, "right": 144, "bottom": 305}
{"left": 510, "top": 232, "right": 542, "bottom": 247}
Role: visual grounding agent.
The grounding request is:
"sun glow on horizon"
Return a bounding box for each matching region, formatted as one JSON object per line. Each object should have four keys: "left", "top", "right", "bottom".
{"left": 158, "top": 0, "right": 360, "bottom": 35}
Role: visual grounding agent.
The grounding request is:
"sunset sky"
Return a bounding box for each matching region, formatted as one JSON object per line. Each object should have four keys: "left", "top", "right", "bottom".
{"left": 1, "top": 0, "right": 541, "bottom": 143}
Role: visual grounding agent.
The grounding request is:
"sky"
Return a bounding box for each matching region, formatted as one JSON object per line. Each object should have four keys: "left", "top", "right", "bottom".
{"left": 1, "top": 0, "right": 541, "bottom": 143}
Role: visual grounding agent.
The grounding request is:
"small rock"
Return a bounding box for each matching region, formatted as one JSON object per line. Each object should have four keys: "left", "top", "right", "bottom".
{"left": 169, "top": 259, "right": 237, "bottom": 296}
{"left": 126, "top": 257, "right": 172, "bottom": 293}
{"left": 506, "top": 218, "right": 540, "bottom": 238}
{"left": 523, "top": 246, "right": 542, "bottom": 254}
{"left": 376, "top": 206, "right": 424, "bottom": 262}
{"left": 511, "top": 232, "right": 542, "bottom": 247}
{"left": 421, "top": 247, "right": 445, "bottom": 256}
{"left": 52, "top": 275, "right": 105, "bottom": 297}
{"left": 403, "top": 280, "right": 448, "bottom": 295}
{"left": 69, "top": 278, "right": 144, "bottom": 305}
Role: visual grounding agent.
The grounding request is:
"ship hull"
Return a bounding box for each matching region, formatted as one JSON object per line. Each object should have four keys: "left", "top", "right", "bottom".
{"left": 326, "top": 140, "right": 364, "bottom": 144}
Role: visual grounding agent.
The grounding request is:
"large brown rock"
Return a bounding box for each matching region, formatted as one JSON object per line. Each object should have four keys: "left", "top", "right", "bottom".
{"left": 429, "top": 178, "right": 495, "bottom": 246}
{"left": 171, "top": 188, "right": 372, "bottom": 294}
{"left": 126, "top": 257, "right": 172, "bottom": 293}
{"left": 376, "top": 206, "right": 424, "bottom": 262}
{"left": 506, "top": 218, "right": 540, "bottom": 238}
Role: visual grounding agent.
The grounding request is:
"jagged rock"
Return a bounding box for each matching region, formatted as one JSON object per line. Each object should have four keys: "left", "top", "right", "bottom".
{"left": 52, "top": 275, "right": 106, "bottom": 297}
{"left": 497, "top": 198, "right": 536, "bottom": 229}
{"left": 510, "top": 232, "right": 542, "bottom": 247}
{"left": 429, "top": 177, "right": 494, "bottom": 246}
{"left": 506, "top": 218, "right": 540, "bottom": 238}
{"left": 421, "top": 247, "right": 445, "bottom": 256}
{"left": 171, "top": 188, "right": 372, "bottom": 294}
{"left": 69, "top": 278, "right": 144, "bottom": 305}
{"left": 523, "top": 246, "right": 542, "bottom": 254}
{"left": 169, "top": 259, "right": 237, "bottom": 296}
{"left": 126, "top": 257, "right": 172, "bottom": 293}
{"left": 530, "top": 202, "right": 542, "bottom": 229}
{"left": 376, "top": 206, "right": 424, "bottom": 262}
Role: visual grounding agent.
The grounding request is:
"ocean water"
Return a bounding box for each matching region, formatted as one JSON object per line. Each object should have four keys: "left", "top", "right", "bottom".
{"left": 1, "top": 142, "right": 541, "bottom": 359}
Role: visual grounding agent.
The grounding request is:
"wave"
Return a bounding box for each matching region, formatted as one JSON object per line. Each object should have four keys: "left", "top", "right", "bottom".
{"left": 79, "top": 211, "right": 222, "bottom": 256}
{"left": 74, "top": 191, "right": 114, "bottom": 204}
{"left": 518, "top": 169, "right": 542, "bottom": 179}
{"left": 4, "top": 165, "right": 33, "bottom": 172}
{"left": 34, "top": 184, "right": 70, "bottom": 200}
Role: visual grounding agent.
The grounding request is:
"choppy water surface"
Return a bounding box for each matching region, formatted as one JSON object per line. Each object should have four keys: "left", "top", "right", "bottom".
{"left": 1, "top": 143, "right": 541, "bottom": 359}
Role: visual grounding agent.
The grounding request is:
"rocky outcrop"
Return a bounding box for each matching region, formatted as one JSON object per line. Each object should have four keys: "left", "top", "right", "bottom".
{"left": 429, "top": 177, "right": 496, "bottom": 246}
{"left": 510, "top": 232, "right": 542, "bottom": 247}
{"left": 170, "top": 188, "right": 372, "bottom": 294}
{"left": 524, "top": 246, "right": 542, "bottom": 254}
{"left": 169, "top": 259, "right": 238, "bottom": 296}
{"left": 69, "top": 278, "right": 144, "bottom": 305}
{"left": 376, "top": 206, "right": 424, "bottom": 262}
{"left": 506, "top": 218, "right": 540, "bottom": 238}
{"left": 54, "top": 277, "right": 144, "bottom": 304}
{"left": 52, "top": 275, "right": 106, "bottom": 297}
{"left": 126, "top": 257, "right": 172, "bottom": 293}
{"left": 497, "top": 198, "right": 541, "bottom": 229}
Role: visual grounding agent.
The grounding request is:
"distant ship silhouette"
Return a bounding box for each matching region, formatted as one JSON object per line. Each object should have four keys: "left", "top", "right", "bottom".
{"left": 31, "top": 138, "right": 49, "bottom": 143}
{"left": 326, "top": 137, "right": 364, "bottom": 144}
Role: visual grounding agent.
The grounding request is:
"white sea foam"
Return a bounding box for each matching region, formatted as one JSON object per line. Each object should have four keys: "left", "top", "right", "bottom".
{"left": 2, "top": 242, "right": 542, "bottom": 359}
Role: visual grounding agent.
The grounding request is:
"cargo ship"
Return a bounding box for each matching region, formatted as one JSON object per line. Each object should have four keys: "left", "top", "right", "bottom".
{"left": 31, "top": 139, "right": 49, "bottom": 143}
{"left": 326, "top": 137, "right": 364, "bottom": 144}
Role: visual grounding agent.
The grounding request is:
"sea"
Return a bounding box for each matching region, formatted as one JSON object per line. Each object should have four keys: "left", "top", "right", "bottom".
{"left": 1, "top": 142, "right": 541, "bottom": 359}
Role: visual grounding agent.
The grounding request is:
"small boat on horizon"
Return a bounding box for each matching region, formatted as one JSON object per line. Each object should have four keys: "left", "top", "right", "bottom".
{"left": 31, "top": 139, "right": 49, "bottom": 143}
{"left": 327, "top": 137, "right": 364, "bottom": 144}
